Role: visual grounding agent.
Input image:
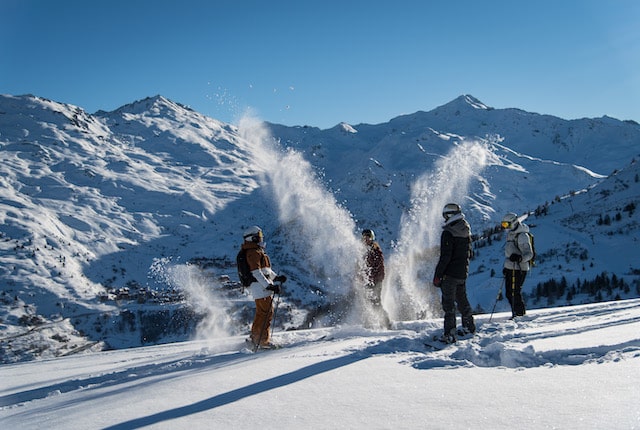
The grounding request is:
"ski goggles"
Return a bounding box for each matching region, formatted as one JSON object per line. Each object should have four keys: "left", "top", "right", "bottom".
{"left": 244, "top": 231, "right": 264, "bottom": 242}
{"left": 501, "top": 221, "right": 512, "bottom": 229}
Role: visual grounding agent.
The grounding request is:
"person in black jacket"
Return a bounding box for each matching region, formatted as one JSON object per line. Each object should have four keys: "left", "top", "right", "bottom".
{"left": 432, "top": 203, "right": 476, "bottom": 343}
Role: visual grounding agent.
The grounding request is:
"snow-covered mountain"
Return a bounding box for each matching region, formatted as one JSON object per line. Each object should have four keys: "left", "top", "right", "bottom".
{"left": 1, "top": 93, "right": 639, "bottom": 363}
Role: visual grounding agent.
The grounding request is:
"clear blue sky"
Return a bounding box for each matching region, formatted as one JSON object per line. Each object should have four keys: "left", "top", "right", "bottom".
{"left": 1, "top": 0, "right": 638, "bottom": 128}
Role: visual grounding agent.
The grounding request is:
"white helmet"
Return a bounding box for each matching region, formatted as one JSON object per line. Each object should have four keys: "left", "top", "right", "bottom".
{"left": 501, "top": 213, "right": 519, "bottom": 230}
{"left": 442, "top": 203, "right": 462, "bottom": 220}
{"left": 243, "top": 226, "right": 263, "bottom": 243}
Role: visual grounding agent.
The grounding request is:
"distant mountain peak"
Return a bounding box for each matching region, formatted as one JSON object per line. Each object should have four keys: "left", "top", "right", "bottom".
{"left": 449, "top": 94, "right": 492, "bottom": 111}
{"left": 337, "top": 122, "right": 358, "bottom": 134}
{"left": 462, "top": 94, "right": 491, "bottom": 110}
{"left": 108, "top": 95, "right": 193, "bottom": 117}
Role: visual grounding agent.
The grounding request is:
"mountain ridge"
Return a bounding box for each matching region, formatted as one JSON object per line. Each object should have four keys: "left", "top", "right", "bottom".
{"left": 1, "top": 93, "right": 638, "bottom": 362}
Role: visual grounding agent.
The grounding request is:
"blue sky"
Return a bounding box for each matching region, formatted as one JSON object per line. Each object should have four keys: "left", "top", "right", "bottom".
{"left": 1, "top": 0, "right": 638, "bottom": 128}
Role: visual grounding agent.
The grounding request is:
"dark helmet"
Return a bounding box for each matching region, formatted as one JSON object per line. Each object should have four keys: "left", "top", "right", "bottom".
{"left": 442, "top": 203, "right": 462, "bottom": 220}
{"left": 362, "top": 229, "right": 375, "bottom": 240}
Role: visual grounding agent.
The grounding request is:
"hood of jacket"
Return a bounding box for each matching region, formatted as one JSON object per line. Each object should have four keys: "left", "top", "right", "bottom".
{"left": 443, "top": 216, "right": 471, "bottom": 238}
{"left": 508, "top": 221, "right": 530, "bottom": 237}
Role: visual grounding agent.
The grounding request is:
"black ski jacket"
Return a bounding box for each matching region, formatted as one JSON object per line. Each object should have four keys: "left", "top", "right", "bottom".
{"left": 434, "top": 218, "right": 472, "bottom": 281}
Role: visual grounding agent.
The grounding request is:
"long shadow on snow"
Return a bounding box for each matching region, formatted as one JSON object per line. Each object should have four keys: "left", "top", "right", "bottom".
{"left": 0, "top": 344, "right": 256, "bottom": 408}
{"left": 102, "top": 350, "right": 370, "bottom": 430}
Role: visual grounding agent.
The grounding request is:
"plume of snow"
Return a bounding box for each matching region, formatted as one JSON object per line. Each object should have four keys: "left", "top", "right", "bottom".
{"left": 385, "top": 140, "right": 491, "bottom": 320}
{"left": 237, "top": 114, "right": 365, "bottom": 325}
{"left": 149, "top": 258, "right": 234, "bottom": 343}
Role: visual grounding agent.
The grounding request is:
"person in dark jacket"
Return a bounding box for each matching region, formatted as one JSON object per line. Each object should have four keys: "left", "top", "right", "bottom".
{"left": 361, "top": 229, "right": 391, "bottom": 329}
{"left": 432, "top": 203, "right": 475, "bottom": 343}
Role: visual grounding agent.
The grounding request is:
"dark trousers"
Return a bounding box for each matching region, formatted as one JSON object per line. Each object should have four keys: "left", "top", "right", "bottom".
{"left": 440, "top": 277, "right": 474, "bottom": 335}
{"left": 504, "top": 268, "right": 527, "bottom": 317}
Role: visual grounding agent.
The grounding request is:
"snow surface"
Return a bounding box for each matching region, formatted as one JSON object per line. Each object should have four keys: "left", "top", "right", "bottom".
{"left": 1, "top": 299, "right": 639, "bottom": 429}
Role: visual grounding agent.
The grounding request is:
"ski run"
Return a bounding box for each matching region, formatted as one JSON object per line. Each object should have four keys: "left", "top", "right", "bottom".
{"left": 1, "top": 299, "right": 639, "bottom": 429}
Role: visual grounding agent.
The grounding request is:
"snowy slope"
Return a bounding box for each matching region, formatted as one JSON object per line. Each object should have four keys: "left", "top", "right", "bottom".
{"left": 1, "top": 299, "right": 639, "bottom": 429}
{"left": 0, "top": 93, "right": 639, "bottom": 363}
{"left": 468, "top": 157, "right": 640, "bottom": 313}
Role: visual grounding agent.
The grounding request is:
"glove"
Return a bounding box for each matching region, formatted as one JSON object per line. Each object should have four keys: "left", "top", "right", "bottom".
{"left": 274, "top": 275, "right": 287, "bottom": 283}
{"left": 433, "top": 277, "right": 442, "bottom": 288}
{"left": 509, "top": 253, "right": 522, "bottom": 262}
{"left": 266, "top": 284, "right": 281, "bottom": 294}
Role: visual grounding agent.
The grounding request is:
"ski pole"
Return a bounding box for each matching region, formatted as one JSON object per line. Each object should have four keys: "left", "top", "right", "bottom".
{"left": 271, "top": 289, "right": 282, "bottom": 336}
{"left": 511, "top": 268, "right": 516, "bottom": 319}
{"left": 271, "top": 280, "right": 284, "bottom": 335}
{"left": 488, "top": 277, "right": 505, "bottom": 322}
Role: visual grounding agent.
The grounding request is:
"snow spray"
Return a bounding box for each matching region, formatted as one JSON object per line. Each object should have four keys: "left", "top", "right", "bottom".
{"left": 237, "top": 115, "right": 365, "bottom": 325}
{"left": 384, "top": 140, "right": 490, "bottom": 320}
{"left": 149, "top": 258, "right": 234, "bottom": 341}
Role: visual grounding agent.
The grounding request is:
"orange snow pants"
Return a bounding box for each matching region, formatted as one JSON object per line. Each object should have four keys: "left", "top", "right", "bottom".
{"left": 251, "top": 296, "right": 274, "bottom": 345}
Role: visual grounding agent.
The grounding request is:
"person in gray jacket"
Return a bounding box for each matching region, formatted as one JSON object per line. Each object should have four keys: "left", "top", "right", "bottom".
{"left": 501, "top": 213, "right": 534, "bottom": 318}
{"left": 433, "top": 203, "right": 476, "bottom": 343}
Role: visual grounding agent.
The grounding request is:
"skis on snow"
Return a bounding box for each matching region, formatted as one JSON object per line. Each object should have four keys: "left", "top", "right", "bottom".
{"left": 424, "top": 329, "right": 474, "bottom": 350}
{"left": 242, "top": 335, "right": 329, "bottom": 353}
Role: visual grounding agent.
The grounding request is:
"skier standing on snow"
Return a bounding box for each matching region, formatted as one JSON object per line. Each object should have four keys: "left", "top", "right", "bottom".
{"left": 360, "top": 229, "right": 391, "bottom": 329}
{"left": 432, "top": 204, "right": 476, "bottom": 343}
{"left": 501, "top": 213, "right": 533, "bottom": 318}
{"left": 241, "top": 226, "right": 286, "bottom": 349}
